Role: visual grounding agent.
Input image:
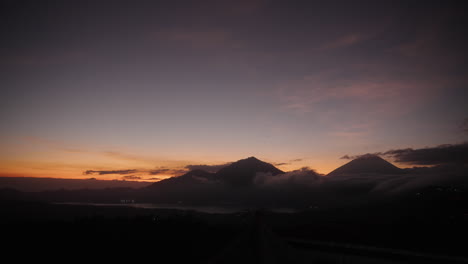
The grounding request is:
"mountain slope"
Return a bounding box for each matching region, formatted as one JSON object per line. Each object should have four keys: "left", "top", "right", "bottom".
{"left": 215, "top": 157, "right": 284, "bottom": 186}
{"left": 327, "top": 154, "right": 402, "bottom": 177}
{"left": 145, "top": 169, "right": 215, "bottom": 191}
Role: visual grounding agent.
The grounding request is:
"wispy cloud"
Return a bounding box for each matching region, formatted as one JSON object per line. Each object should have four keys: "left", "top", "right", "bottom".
{"left": 276, "top": 59, "right": 457, "bottom": 124}
{"left": 82, "top": 167, "right": 189, "bottom": 178}
{"left": 321, "top": 33, "right": 365, "bottom": 50}
{"left": 84, "top": 169, "right": 138, "bottom": 175}
{"left": 184, "top": 163, "right": 231, "bottom": 173}
{"left": 122, "top": 175, "right": 141, "bottom": 180}
{"left": 273, "top": 162, "right": 289, "bottom": 166}
{"left": 272, "top": 159, "right": 303, "bottom": 166}
{"left": 340, "top": 155, "right": 352, "bottom": 160}
{"left": 146, "top": 167, "right": 188, "bottom": 176}
{"left": 149, "top": 168, "right": 187, "bottom": 176}
{"left": 148, "top": 169, "right": 170, "bottom": 175}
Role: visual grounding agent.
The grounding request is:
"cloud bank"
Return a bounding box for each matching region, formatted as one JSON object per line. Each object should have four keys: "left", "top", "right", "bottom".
{"left": 342, "top": 142, "right": 468, "bottom": 166}
{"left": 255, "top": 167, "right": 321, "bottom": 187}
{"left": 384, "top": 143, "right": 468, "bottom": 165}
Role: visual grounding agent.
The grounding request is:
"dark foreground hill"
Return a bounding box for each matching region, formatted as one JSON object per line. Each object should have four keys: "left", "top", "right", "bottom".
{"left": 0, "top": 176, "right": 151, "bottom": 192}
{"left": 1, "top": 199, "right": 467, "bottom": 263}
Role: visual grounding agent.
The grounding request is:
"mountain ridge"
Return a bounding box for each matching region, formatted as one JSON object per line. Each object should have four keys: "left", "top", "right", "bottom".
{"left": 146, "top": 156, "right": 284, "bottom": 189}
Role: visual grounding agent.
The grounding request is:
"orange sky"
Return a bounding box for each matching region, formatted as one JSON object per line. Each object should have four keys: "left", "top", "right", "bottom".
{"left": 1, "top": 1, "right": 467, "bottom": 183}
{"left": 0, "top": 136, "right": 350, "bottom": 182}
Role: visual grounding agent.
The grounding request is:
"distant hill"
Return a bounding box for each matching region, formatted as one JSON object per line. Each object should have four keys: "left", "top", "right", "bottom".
{"left": 0, "top": 177, "right": 152, "bottom": 192}
{"left": 327, "top": 155, "right": 402, "bottom": 177}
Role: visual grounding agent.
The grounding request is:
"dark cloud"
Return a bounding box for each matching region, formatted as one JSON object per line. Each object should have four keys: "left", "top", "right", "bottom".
{"left": 83, "top": 168, "right": 188, "bottom": 177}
{"left": 382, "top": 143, "right": 468, "bottom": 165}
{"left": 340, "top": 153, "right": 381, "bottom": 160}
{"left": 122, "top": 175, "right": 141, "bottom": 180}
{"left": 330, "top": 164, "right": 468, "bottom": 196}
{"left": 273, "top": 159, "right": 302, "bottom": 166}
{"left": 290, "top": 159, "right": 303, "bottom": 162}
{"left": 84, "top": 169, "right": 137, "bottom": 175}
{"left": 148, "top": 169, "right": 169, "bottom": 175}
{"left": 341, "top": 143, "right": 468, "bottom": 166}
{"left": 184, "top": 163, "right": 231, "bottom": 173}
{"left": 149, "top": 169, "right": 187, "bottom": 176}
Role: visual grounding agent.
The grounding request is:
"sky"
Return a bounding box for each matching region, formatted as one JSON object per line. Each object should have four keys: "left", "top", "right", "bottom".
{"left": 1, "top": 0, "right": 467, "bottom": 181}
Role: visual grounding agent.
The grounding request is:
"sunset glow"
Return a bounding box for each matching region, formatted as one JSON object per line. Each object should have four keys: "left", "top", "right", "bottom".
{"left": 1, "top": 0, "right": 466, "bottom": 183}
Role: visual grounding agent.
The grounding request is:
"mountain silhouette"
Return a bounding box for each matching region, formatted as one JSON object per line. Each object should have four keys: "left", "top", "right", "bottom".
{"left": 139, "top": 157, "right": 284, "bottom": 203}
{"left": 215, "top": 157, "right": 284, "bottom": 186}
{"left": 145, "top": 156, "right": 283, "bottom": 192}
{"left": 327, "top": 154, "right": 402, "bottom": 177}
{"left": 5, "top": 155, "right": 467, "bottom": 209}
